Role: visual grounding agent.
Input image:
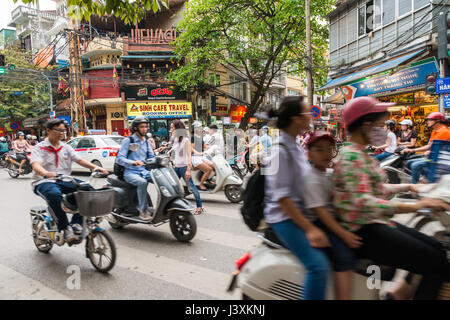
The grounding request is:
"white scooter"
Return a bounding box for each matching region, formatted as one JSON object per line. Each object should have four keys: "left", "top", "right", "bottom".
{"left": 181, "top": 145, "right": 244, "bottom": 203}
{"left": 227, "top": 177, "right": 450, "bottom": 300}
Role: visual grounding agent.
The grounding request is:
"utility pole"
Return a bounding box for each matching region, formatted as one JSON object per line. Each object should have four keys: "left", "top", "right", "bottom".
{"left": 68, "top": 23, "right": 86, "bottom": 136}
{"left": 305, "top": 0, "right": 314, "bottom": 106}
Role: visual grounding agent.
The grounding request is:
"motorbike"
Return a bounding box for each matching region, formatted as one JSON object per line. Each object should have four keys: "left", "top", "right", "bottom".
{"left": 182, "top": 145, "right": 244, "bottom": 203}
{"left": 105, "top": 155, "right": 197, "bottom": 242}
{"left": 5, "top": 151, "right": 32, "bottom": 178}
{"left": 0, "top": 151, "right": 11, "bottom": 168}
{"left": 227, "top": 177, "right": 450, "bottom": 300}
{"left": 379, "top": 146, "right": 425, "bottom": 184}
{"left": 30, "top": 172, "right": 117, "bottom": 273}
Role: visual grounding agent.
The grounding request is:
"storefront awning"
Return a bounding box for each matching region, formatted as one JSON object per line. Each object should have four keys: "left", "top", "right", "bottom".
{"left": 317, "top": 49, "right": 426, "bottom": 92}
{"left": 322, "top": 91, "right": 344, "bottom": 104}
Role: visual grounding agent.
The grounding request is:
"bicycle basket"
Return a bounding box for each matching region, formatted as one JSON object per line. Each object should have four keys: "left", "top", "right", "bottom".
{"left": 74, "top": 188, "right": 116, "bottom": 217}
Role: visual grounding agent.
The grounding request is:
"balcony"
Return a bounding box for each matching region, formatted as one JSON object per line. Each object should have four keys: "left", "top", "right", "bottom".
{"left": 9, "top": 5, "right": 58, "bottom": 27}
{"left": 81, "top": 36, "right": 124, "bottom": 59}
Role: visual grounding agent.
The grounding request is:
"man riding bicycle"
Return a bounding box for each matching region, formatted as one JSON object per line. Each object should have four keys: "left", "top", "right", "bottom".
{"left": 30, "top": 119, "right": 109, "bottom": 244}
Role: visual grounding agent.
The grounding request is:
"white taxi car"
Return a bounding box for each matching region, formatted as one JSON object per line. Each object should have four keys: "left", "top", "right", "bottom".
{"left": 66, "top": 135, "right": 125, "bottom": 172}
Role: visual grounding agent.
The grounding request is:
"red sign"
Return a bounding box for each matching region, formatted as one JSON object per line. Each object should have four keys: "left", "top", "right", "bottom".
{"left": 249, "top": 117, "right": 257, "bottom": 123}
{"left": 230, "top": 105, "right": 247, "bottom": 123}
{"left": 0, "top": 127, "right": 5, "bottom": 136}
{"left": 151, "top": 88, "right": 173, "bottom": 96}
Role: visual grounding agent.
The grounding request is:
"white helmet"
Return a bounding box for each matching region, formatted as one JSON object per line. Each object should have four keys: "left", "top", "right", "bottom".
{"left": 26, "top": 134, "right": 32, "bottom": 139}
{"left": 0, "top": 137, "right": 6, "bottom": 142}
{"left": 399, "top": 119, "right": 413, "bottom": 126}
{"left": 193, "top": 121, "right": 202, "bottom": 128}
{"left": 32, "top": 135, "right": 37, "bottom": 140}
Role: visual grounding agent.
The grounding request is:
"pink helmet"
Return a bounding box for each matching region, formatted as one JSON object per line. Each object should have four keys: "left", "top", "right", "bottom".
{"left": 425, "top": 112, "right": 446, "bottom": 122}
{"left": 305, "top": 131, "right": 336, "bottom": 149}
{"left": 342, "top": 97, "right": 395, "bottom": 127}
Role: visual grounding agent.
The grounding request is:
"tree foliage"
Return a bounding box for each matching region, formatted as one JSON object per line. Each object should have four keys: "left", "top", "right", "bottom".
{"left": 170, "top": 0, "right": 336, "bottom": 128}
{"left": 0, "top": 44, "right": 51, "bottom": 124}
{"left": 18, "top": 0, "right": 169, "bottom": 25}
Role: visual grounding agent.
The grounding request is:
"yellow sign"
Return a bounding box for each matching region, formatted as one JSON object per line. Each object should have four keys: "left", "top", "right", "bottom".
{"left": 127, "top": 102, "right": 192, "bottom": 119}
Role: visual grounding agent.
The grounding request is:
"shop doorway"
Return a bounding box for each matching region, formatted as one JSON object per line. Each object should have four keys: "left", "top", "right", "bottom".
{"left": 111, "top": 120, "right": 124, "bottom": 136}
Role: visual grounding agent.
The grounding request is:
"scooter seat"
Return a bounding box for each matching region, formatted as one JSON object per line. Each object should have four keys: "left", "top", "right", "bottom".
{"left": 107, "top": 174, "right": 136, "bottom": 189}
{"left": 262, "top": 227, "right": 287, "bottom": 248}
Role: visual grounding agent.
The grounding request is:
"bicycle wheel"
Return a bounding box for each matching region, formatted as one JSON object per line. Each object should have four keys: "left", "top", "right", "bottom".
{"left": 85, "top": 229, "right": 116, "bottom": 273}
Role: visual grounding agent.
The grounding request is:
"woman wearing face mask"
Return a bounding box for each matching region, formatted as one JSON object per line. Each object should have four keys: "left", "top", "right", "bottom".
{"left": 332, "top": 96, "right": 450, "bottom": 300}
{"left": 373, "top": 120, "right": 397, "bottom": 161}
{"left": 264, "top": 96, "right": 331, "bottom": 300}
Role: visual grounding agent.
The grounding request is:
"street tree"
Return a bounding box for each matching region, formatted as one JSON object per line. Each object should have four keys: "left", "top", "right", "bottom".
{"left": 169, "top": 0, "right": 335, "bottom": 128}
{"left": 0, "top": 44, "right": 51, "bottom": 124}
{"left": 19, "top": 0, "right": 169, "bottom": 24}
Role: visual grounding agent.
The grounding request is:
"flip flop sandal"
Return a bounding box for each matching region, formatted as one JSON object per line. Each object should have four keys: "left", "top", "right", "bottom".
{"left": 193, "top": 208, "right": 204, "bottom": 215}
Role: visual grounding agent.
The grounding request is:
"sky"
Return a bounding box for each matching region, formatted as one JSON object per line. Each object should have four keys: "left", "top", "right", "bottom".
{"left": 0, "top": 0, "right": 56, "bottom": 30}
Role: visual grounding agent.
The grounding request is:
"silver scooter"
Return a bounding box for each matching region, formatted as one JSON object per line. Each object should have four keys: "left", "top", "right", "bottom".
{"left": 182, "top": 145, "right": 244, "bottom": 203}
{"left": 227, "top": 177, "right": 450, "bottom": 300}
{"left": 105, "top": 156, "right": 197, "bottom": 242}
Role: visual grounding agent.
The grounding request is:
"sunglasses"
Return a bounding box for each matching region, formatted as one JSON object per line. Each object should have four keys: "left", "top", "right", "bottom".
{"left": 52, "top": 128, "right": 67, "bottom": 133}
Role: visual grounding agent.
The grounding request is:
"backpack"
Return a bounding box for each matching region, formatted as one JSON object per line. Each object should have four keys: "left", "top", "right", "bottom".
{"left": 113, "top": 136, "right": 135, "bottom": 180}
{"left": 240, "top": 143, "right": 292, "bottom": 231}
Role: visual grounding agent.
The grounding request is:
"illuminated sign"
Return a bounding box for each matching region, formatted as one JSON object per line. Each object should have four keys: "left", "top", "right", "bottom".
{"left": 127, "top": 102, "right": 192, "bottom": 119}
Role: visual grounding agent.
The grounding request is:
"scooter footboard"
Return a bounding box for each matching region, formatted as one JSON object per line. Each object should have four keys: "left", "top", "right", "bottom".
{"left": 166, "top": 198, "right": 193, "bottom": 213}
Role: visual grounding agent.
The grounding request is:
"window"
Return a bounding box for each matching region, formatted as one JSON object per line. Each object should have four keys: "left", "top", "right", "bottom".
{"left": 398, "top": 0, "right": 412, "bottom": 17}
{"left": 330, "top": 22, "right": 338, "bottom": 51}
{"left": 77, "top": 138, "right": 96, "bottom": 148}
{"left": 358, "top": 5, "right": 366, "bottom": 37}
{"left": 348, "top": 8, "right": 358, "bottom": 43}
{"left": 102, "top": 137, "right": 125, "bottom": 146}
{"left": 373, "top": 0, "right": 382, "bottom": 29}
{"left": 338, "top": 15, "right": 347, "bottom": 47}
{"left": 414, "top": 0, "right": 429, "bottom": 10}
{"left": 67, "top": 139, "right": 80, "bottom": 149}
{"left": 383, "top": 0, "right": 395, "bottom": 25}
{"left": 208, "top": 73, "right": 221, "bottom": 86}
{"left": 288, "top": 90, "right": 300, "bottom": 96}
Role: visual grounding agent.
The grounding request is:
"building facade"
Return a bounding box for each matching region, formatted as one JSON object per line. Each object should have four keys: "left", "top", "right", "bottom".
{"left": 320, "top": 0, "right": 450, "bottom": 143}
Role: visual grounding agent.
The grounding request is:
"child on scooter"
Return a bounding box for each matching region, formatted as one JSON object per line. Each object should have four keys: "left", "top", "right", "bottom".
{"left": 304, "top": 131, "right": 359, "bottom": 300}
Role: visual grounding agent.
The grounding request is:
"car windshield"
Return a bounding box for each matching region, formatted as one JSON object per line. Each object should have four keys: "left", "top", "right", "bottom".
{"left": 102, "top": 137, "right": 125, "bottom": 146}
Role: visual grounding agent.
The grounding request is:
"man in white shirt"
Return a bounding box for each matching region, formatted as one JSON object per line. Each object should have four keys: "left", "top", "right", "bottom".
{"left": 31, "top": 119, "right": 109, "bottom": 244}
{"left": 206, "top": 125, "right": 224, "bottom": 156}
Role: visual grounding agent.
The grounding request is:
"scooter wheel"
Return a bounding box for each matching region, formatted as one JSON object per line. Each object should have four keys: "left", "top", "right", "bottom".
{"left": 225, "top": 185, "right": 243, "bottom": 203}
{"left": 7, "top": 163, "right": 19, "bottom": 178}
{"left": 86, "top": 229, "right": 116, "bottom": 273}
{"left": 170, "top": 212, "right": 197, "bottom": 242}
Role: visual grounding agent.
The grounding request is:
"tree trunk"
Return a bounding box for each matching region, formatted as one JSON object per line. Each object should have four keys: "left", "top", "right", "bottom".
{"left": 305, "top": 0, "right": 314, "bottom": 106}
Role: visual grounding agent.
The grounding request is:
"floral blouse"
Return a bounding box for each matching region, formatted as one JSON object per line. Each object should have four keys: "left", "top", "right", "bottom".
{"left": 331, "top": 143, "right": 405, "bottom": 232}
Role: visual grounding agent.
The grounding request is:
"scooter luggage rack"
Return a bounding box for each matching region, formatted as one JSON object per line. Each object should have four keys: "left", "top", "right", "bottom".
{"left": 74, "top": 188, "right": 116, "bottom": 218}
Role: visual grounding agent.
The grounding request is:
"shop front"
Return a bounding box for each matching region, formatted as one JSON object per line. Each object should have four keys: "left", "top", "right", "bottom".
{"left": 126, "top": 101, "right": 192, "bottom": 146}
{"left": 338, "top": 57, "right": 440, "bottom": 146}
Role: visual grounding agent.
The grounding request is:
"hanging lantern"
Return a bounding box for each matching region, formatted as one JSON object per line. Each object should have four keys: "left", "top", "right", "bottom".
{"left": 165, "top": 64, "right": 169, "bottom": 68}
{"left": 152, "top": 64, "right": 156, "bottom": 69}
{"left": 139, "top": 64, "right": 142, "bottom": 68}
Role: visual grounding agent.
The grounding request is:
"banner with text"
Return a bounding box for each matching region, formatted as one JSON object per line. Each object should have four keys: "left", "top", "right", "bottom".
{"left": 127, "top": 102, "right": 192, "bottom": 119}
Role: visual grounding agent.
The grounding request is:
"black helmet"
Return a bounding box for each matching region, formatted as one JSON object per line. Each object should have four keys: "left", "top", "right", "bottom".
{"left": 131, "top": 116, "right": 148, "bottom": 133}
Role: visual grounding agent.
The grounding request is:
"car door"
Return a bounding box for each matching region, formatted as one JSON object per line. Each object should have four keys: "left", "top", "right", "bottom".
{"left": 76, "top": 137, "right": 97, "bottom": 164}
{"left": 67, "top": 138, "right": 83, "bottom": 171}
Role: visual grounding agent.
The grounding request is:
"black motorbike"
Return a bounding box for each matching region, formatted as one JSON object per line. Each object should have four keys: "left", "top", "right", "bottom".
{"left": 105, "top": 156, "right": 197, "bottom": 242}
{"left": 6, "top": 152, "right": 32, "bottom": 178}
{"left": 379, "top": 146, "right": 425, "bottom": 184}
